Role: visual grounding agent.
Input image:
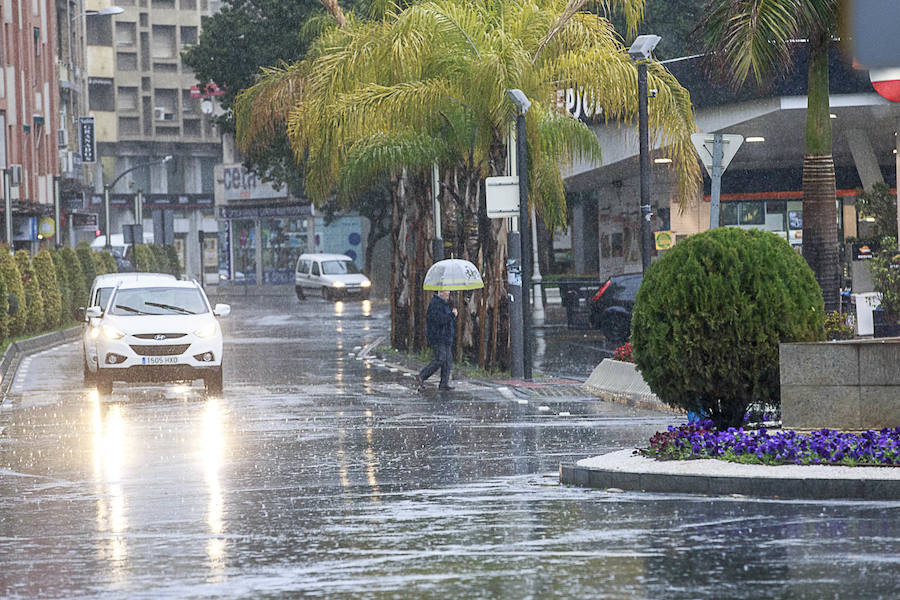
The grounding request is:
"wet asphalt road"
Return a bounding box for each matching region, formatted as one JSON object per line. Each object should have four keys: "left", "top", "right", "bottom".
{"left": 1, "top": 297, "right": 899, "bottom": 599}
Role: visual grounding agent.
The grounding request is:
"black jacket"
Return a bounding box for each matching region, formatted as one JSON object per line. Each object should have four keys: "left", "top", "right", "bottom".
{"left": 425, "top": 294, "right": 455, "bottom": 347}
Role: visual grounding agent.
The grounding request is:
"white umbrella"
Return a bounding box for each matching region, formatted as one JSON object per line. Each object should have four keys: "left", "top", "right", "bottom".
{"left": 423, "top": 259, "right": 484, "bottom": 291}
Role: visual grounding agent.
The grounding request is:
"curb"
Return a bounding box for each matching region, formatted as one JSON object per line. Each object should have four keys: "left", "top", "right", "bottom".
{"left": 0, "top": 326, "right": 82, "bottom": 397}
{"left": 560, "top": 449, "right": 900, "bottom": 501}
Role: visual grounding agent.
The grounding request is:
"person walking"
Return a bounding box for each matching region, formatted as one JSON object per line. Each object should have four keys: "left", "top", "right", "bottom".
{"left": 417, "top": 290, "right": 457, "bottom": 390}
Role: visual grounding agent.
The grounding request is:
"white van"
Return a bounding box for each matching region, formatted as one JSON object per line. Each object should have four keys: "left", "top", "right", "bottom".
{"left": 294, "top": 253, "right": 371, "bottom": 301}
{"left": 90, "top": 232, "right": 155, "bottom": 258}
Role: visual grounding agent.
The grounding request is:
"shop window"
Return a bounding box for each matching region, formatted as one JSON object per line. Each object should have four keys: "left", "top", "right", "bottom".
{"left": 740, "top": 201, "right": 765, "bottom": 225}
{"left": 720, "top": 202, "right": 738, "bottom": 226}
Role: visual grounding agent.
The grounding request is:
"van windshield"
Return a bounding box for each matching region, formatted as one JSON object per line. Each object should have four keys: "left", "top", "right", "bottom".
{"left": 110, "top": 287, "right": 208, "bottom": 316}
{"left": 321, "top": 260, "right": 360, "bottom": 275}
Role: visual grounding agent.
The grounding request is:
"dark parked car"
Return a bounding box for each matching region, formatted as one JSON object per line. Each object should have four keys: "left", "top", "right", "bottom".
{"left": 588, "top": 273, "right": 642, "bottom": 343}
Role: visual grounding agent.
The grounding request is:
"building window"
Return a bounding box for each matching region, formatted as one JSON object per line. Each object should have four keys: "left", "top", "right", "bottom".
{"left": 115, "top": 22, "right": 136, "bottom": 47}
{"left": 117, "top": 87, "right": 139, "bottom": 111}
{"left": 151, "top": 25, "right": 176, "bottom": 58}
{"left": 118, "top": 117, "right": 140, "bottom": 135}
{"left": 86, "top": 17, "right": 113, "bottom": 46}
{"left": 183, "top": 119, "right": 200, "bottom": 137}
{"left": 182, "top": 89, "right": 199, "bottom": 114}
{"left": 89, "top": 78, "right": 115, "bottom": 111}
{"left": 117, "top": 52, "right": 138, "bottom": 71}
{"left": 180, "top": 26, "right": 197, "bottom": 46}
{"left": 152, "top": 0, "right": 176, "bottom": 8}
{"left": 154, "top": 88, "right": 178, "bottom": 121}
{"left": 181, "top": 0, "right": 196, "bottom": 9}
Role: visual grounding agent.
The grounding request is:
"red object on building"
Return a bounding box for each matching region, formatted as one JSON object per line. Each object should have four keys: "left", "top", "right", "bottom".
{"left": 869, "top": 67, "right": 900, "bottom": 102}
{"left": 0, "top": 0, "right": 60, "bottom": 209}
{"left": 189, "top": 83, "right": 226, "bottom": 98}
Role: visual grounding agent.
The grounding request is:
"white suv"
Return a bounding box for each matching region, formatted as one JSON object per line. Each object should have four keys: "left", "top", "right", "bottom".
{"left": 81, "top": 272, "right": 176, "bottom": 384}
{"left": 86, "top": 279, "right": 230, "bottom": 395}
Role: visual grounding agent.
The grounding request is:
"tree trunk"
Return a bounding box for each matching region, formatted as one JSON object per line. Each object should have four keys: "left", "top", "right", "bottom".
{"left": 802, "top": 36, "right": 840, "bottom": 312}
{"left": 389, "top": 177, "right": 410, "bottom": 350}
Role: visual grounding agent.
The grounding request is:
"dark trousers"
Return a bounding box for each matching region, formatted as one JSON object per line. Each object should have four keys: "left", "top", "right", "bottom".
{"left": 420, "top": 343, "right": 452, "bottom": 387}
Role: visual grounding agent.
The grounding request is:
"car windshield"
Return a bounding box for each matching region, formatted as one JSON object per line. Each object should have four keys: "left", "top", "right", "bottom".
{"left": 321, "top": 260, "right": 360, "bottom": 275}
{"left": 109, "top": 287, "right": 208, "bottom": 316}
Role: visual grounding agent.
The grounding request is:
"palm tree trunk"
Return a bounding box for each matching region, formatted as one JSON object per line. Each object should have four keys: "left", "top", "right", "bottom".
{"left": 801, "top": 36, "right": 840, "bottom": 312}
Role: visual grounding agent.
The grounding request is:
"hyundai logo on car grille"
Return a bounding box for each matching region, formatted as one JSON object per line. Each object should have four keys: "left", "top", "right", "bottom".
{"left": 154, "top": 334, "right": 166, "bottom": 341}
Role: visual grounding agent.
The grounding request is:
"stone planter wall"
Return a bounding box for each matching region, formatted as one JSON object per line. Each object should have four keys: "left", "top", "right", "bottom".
{"left": 780, "top": 338, "right": 900, "bottom": 430}
{"left": 583, "top": 358, "right": 678, "bottom": 413}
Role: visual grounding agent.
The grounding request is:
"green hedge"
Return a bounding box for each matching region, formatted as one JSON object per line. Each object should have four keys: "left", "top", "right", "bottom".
{"left": 134, "top": 245, "right": 153, "bottom": 272}
{"left": 33, "top": 250, "right": 62, "bottom": 330}
{"left": 165, "top": 245, "right": 182, "bottom": 278}
{"left": 50, "top": 250, "right": 72, "bottom": 326}
{"left": 75, "top": 242, "right": 96, "bottom": 297}
{"left": 0, "top": 248, "right": 26, "bottom": 337}
{"left": 149, "top": 244, "right": 169, "bottom": 273}
{"left": 15, "top": 250, "right": 45, "bottom": 334}
{"left": 631, "top": 228, "right": 824, "bottom": 429}
{"left": 59, "top": 247, "right": 87, "bottom": 313}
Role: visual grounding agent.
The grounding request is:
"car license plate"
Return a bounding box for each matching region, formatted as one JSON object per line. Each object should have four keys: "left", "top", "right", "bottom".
{"left": 143, "top": 356, "right": 179, "bottom": 365}
{"left": 348, "top": 287, "right": 360, "bottom": 293}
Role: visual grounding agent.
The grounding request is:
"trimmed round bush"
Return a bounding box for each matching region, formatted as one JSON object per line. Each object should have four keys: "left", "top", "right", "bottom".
{"left": 134, "top": 245, "right": 154, "bottom": 272}
{"left": 15, "top": 250, "right": 45, "bottom": 334}
{"left": 165, "top": 245, "right": 182, "bottom": 278}
{"left": 149, "top": 244, "right": 169, "bottom": 273}
{"left": 631, "top": 228, "right": 824, "bottom": 430}
{"left": 59, "top": 247, "right": 87, "bottom": 314}
{"left": 0, "top": 248, "right": 26, "bottom": 336}
{"left": 33, "top": 250, "right": 62, "bottom": 329}
{"left": 75, "top": 242, "right": 96, "bottom": 296}
{"left": 50, "top": 250, "right": 72, "bottom": 325}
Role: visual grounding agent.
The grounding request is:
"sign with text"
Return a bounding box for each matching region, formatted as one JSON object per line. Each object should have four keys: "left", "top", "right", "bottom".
{"left": 222, "top": 164, "right": 288, "bottom": 202}
{"left": 70, "top": 212, "right": 98, "bottom": 230}
{"left": 79, "top": 117, "right": 96, "bottom": 163}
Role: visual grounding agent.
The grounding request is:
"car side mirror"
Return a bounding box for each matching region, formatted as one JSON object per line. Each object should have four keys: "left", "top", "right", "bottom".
{"left": 213, "top": 303, "right": 231, "bottom": 317}
{"left": 75, "top": 306, "right": 86, "bottom": 322}
{"left": 85, "top": 306, "right": 102, "bottom": 319}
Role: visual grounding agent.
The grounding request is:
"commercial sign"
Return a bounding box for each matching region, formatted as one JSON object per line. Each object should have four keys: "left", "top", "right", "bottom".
{"left": 654, "top": 231, "right": 675, "bottom": 250}
{"left": 222, "top": 164, "right": 289, "bottom": 202}
{"left": 219, "top": 204, "right": 310, "bottom": 219}
{"left": 79, "top": 117, "right": 96, "bottom": 164}
{"left": 70, "top": 212, "right": 98, "bottom": 230}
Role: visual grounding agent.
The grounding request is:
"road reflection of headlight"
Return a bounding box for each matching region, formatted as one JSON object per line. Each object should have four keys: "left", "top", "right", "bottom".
{"left": 362, "top": 300, "right": 371, "bottom": 316}
{"left": 102, "top": 325, "right": 125, "bottom": 340}
{"left": 334, "top": 301, "right": 345, "bottom": 315}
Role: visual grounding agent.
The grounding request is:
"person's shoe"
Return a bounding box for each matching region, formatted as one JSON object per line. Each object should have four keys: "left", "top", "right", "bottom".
{"left": 438, "top": 384, "right": 454, "bottom": 391}
{"left": 415, "top": 374, "right": 426, "bottom": 389}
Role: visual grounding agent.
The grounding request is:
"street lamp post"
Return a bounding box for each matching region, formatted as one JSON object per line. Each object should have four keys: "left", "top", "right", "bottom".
{"left": 507, "top": 89, "right": 532, "bottom": 380}
{"left": 629, "top": 34, "right": 661, "bottom": 274}
{"left": 103, "top": 155, "right": 172, "bottom": 249}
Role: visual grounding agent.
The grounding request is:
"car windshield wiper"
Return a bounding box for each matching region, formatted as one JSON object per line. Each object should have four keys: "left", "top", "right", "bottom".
{"left": 114, "top": 304, "right": 149, "bottom": 315}
{"left": 143, "top": 301, "right": 195, "bottom": 314}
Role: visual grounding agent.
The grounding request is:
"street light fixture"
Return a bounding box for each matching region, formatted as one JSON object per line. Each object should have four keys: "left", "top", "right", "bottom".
{"left": 103, "top": 155, "right": 173, "bottom": 250}
{"left": 506, "top": 88, "right": 532, "bottom": 380}
{"left": 629, "top": 34, "right": 661, "bottom": 274}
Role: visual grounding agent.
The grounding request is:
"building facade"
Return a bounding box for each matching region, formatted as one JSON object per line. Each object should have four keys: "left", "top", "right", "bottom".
{"left": 82, "top": 0, "right": 221, "bottom": 280}
{"left": 1, "top": 0, "right": 61, "bottom": 249}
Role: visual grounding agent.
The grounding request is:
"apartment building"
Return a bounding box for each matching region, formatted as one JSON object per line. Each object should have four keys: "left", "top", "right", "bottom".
{"left": 85, "top": 0, "right": 221, "bottom": 279}
{"left": 1, "top": 0, "right": 61, "bottom": 249}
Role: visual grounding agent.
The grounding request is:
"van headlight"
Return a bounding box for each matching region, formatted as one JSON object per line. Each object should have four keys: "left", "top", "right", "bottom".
{"left": 102, "top": 325, "right": 125, "bottom": 340}
{"left": 361, "top": 280, "right": 371, "bottom": 288}
{"left": 332, "top": 281, "right": 345, "bottom": 288}
{"left": 195, "top": 323, "right": 219, "bottom": 338}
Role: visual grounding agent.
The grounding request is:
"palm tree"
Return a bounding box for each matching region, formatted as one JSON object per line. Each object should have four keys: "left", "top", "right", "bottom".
{"left": 699, "top": 0, "right": 840, "bottom": 311}
{"left": 236, "top": 0, "right": 700, "bottom": 368}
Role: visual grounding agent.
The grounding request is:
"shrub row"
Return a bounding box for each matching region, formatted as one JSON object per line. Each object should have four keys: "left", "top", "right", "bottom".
{"left": 0, "top": 241, "right": 182, "bottom": 346}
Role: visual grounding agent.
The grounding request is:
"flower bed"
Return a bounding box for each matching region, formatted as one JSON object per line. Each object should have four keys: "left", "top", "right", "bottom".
{"left": 643, "top": 420, "right": 900, "bottom": 466}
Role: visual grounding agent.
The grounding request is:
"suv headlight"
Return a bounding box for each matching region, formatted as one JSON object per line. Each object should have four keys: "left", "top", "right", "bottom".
{"left": 361, "top": 280, "right": 371, "bottom": 288}
{"left": 102, "top": 325, "right": 125, "bottom": 340}
{"left": 195, "top": 323, "right": 219, "bottom": 338}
